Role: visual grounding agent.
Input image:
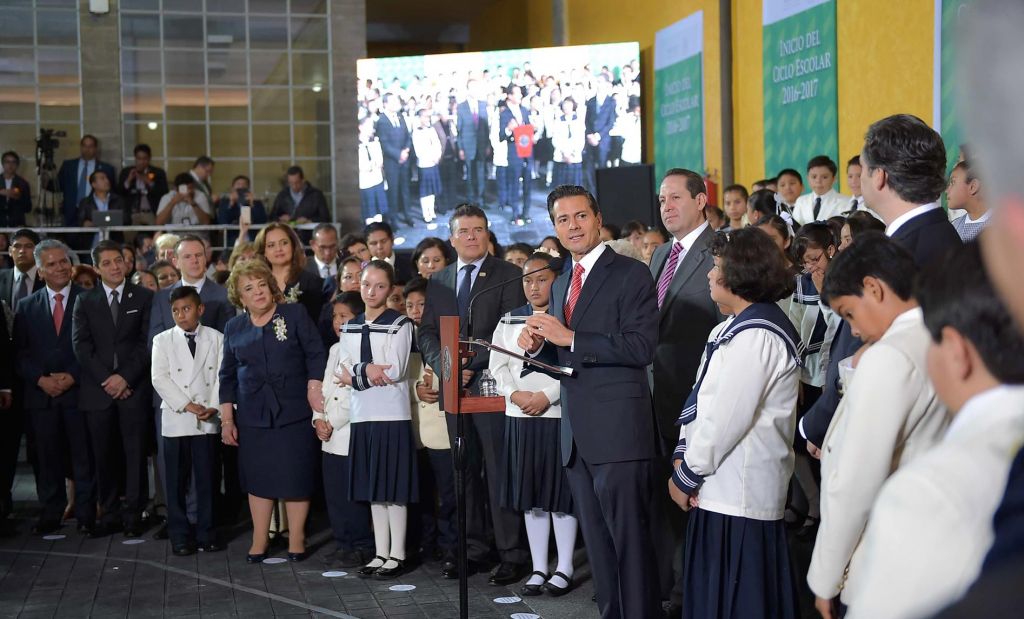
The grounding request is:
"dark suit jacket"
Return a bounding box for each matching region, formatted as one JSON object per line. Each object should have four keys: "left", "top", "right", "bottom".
{"left": 269, "top": 184, "right": 330, "bottom": 223}
{"left": 540, "top": 248, "right": 660, "bottom": 466}
{"left": 889, "top": 207, "right": 963, "bottom": 267}
{"left": 0, "top": 267, "right": 45, "bottom": 316}
{"left": 218, "top": 302, "right": 326, "bottom": 429}
{"left": 116, "top": 166, "right": 168, "bottom": 215}
{"left": 390, "top": 253, "right": 415, "bottom": 284}
{"left": 585, "top": 96, "right": 617, "bottom": 142}
{"left": 418, "top": 254, "right": 527, "bottom": 404}
{"left": 57, "top": 158, "right": 117, "bottom": 226}
{"left": 0, "top": 175, "right": 31, "bottom": 226}
{"left": 71, "top": 282, "right": 154, "bottom": 410}
{"left": 801, "top": 321, "right": 858, "bottom": 447}
{"left": 286, "top": 268, "right": 325, "bottom": 324}
{"left": 648, "top": 226, "right": 724, "bottom": 444}
{"left": 304, "top": 256, "right": 340, "bottom": 300}
{"left": 77, "top": 193, "right": 126, "bottom": 225}
{"left": 456, "top": 100, "right": 490, "bottom": 161}
{"left": 14, "top": 285, "right": 83, "bottom": 409}
{"left": 376, "top": 114, "right": 412, "bottom": 163}
{"left": 499, "top": 104, "right": 532, "bottom": 161}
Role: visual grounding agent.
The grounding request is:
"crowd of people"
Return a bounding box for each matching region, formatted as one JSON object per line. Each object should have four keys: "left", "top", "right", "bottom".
{"left": 0, "top": 66, "right": 1020, "bottom": 619}
{"left": 357, "top": 59, "right": 643, "bottom": 228}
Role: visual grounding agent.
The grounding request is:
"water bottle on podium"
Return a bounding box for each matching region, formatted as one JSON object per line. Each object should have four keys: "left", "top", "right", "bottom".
{"left": 478, "top": 369, "right": 498, "bottom": 397}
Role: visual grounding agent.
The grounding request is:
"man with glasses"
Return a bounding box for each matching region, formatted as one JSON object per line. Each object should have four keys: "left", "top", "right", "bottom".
{"left": 305, "top": 223, "right": 341, "bottom": 299}
{"left": 0, "top": 151, "right": 31, "bottom": 227}
{"left": 55, "top": 135, "right": 116, "bottom": 227}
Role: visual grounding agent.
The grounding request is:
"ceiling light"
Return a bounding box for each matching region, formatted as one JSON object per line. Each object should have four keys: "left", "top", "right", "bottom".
{"left": 312, "top": 83, "right": 323, "bottom": 93}
{"left": 147, "top": 121, "right": 158, "bottom": 130}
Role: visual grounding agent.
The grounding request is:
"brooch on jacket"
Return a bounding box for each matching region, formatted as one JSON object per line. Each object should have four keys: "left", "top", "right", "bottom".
{"left": 273, "top": 314, "right": 288, "bottom": 341}
{"left": 283, "top": 285, "right": 302, "bottom": 305}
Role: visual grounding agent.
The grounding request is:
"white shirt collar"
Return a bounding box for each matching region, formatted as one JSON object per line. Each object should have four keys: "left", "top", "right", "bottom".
{"left": 174, "top": 323, "right": 203, "bottom": 338}
{"left": 180, "top": 276, "right": 205, "bottom": 293}
{"left": 964, "top": 210, "right": 992, "bottom": 225}
{"left": 456, "top": 255, "right": 486, "bottom": 273}
{"left": 674, "top": 221, "right": 709, "bottom": 250}
{"left": 885, "top": 202, "right": 941, "bottom": 237}
{"left": 314, "top": 256, "right": 336, "bottom": 274}
{"left": 946, "top": 385, "right": 1024, "bottom": 438}
{"left": 47, "top": 284, "right": 71, "bottom": 302}
{"left": 382, "top": 253, "right": 396, "bottom": 266}
{"left": 102, "top": 280, "right": 126, "bottom": 301}
{"left": 16, "top": 266, "right": 37, "bottom": 283}
{"left": 573, "top": 241, "right": 607, "bottom": 274}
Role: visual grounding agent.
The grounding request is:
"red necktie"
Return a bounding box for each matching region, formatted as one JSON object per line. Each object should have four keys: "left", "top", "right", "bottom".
{"left": 52, "top": 293, "right": 64, "bottom": 334}
{"left": 564, "top": 263, "right": 584, "bottom": 325}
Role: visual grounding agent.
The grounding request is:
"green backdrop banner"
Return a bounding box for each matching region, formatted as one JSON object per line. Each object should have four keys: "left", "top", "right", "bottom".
{"left": 762, "top": 0, "right": 838, "bottom": 177}
{"left": 654, "top": 11, "right": 704, "bottom": 181}
{"left": 937, "top": 0, "right": 974, "bottom": 173}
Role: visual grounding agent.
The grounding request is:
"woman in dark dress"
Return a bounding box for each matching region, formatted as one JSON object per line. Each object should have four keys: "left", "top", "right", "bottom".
{"left": 219, "top": 260, "right": 327, "bottom": 562}
{"left": 254, "top": 221, "right": 323, "bottom": 322}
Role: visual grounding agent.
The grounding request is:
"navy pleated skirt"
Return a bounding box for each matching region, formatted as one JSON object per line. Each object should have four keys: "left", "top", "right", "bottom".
{"left": 682, "top": 508, "right": 799, "bottom": 619}
{"left": 501, "top": 416, "right": 574, "bottom": 514}
{"left": 418, "top": 166, "right": 442, "bottom": 197}
{"left": 238, "top": 420, "right": 318, "bottom": 499}
{"left": 348, "top": 420, "right": 419, "bottom": 504}
{"left": 555, "top": 162, "right": 583, "bottom": 187}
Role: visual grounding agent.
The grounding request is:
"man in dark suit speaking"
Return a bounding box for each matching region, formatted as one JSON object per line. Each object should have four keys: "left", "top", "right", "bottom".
{"left": 418, "top": 204, "right": 529, "bottom": 585}
{"left": 520, "top": 185, "right": 661, "bottom": 618}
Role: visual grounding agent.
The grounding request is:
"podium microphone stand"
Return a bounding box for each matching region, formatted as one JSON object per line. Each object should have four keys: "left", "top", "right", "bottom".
{"left": 438, "top": 316, "right": 573, "bottom": 619}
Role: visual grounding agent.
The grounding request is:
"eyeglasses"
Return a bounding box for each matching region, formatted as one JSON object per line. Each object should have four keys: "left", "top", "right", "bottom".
{"left": 802, "top": 252, "right": 827, "bottom": 267}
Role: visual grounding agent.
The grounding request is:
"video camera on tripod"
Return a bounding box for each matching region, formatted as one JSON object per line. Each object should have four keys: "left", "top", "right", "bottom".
{"left": 35, "top": 127, "right": 66, "bottom": 225}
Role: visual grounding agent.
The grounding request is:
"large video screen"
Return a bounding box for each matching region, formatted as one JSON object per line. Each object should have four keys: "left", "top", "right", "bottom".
{"left": 356, "top": 42, "right": 642, "bottom": 249}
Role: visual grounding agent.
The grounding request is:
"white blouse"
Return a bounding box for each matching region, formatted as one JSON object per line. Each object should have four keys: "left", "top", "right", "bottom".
{"left": 489, "top": 312, "right": 562, "bottom": 419}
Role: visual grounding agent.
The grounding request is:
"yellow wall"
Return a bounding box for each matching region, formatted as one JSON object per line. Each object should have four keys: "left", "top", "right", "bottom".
{"left": 467, "top": 0, "right": 937, "bottom": 193}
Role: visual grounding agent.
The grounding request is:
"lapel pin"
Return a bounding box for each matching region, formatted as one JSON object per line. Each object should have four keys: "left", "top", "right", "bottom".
{"left": 127, "top": 292, "right": 133, "bottom": 299}
{"left": 478, "top": 272, "right": 487, "bottom": 277}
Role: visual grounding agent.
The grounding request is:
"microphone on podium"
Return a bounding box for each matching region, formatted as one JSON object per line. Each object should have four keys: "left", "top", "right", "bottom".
{"left": 464, "top": 256, "right": 565, "bottom": 338}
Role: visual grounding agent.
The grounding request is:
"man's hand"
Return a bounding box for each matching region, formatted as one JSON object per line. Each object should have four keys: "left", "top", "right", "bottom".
{"left": 184, "top": 402, "right": 206, "bottom": 416}
{"left": 37, "top": 376, "right": 64, "bottom": 398}
{"left": 314, "top": 418, "right": 333, "bottom": 441}
{"left": 102, "top": 374, "right": 129, "bottom": 398}
{"left": 197, "top": 407, "right": 218, "bottom": 421}
{"left": 525, "top": 313, "right": 573, "bottom": 348}
{"left": 461, "top": 369, "right": 474, "bottom": 387}
{"left": 222, "top": 423, "right": 238, "bottom": 446}
{"left": 517, "top": 327, "right": 544, "bottom": 353}
{"left": 815, "top": 595, "right": 838, "bottom": 619}
{"left": 459, "top": 149, "right": 466, "bottom": 161}
{"left": 807, "top": 441, "right": 822, "bottom": 460}
{"left": 278, "top": 213, "right": 291, "bottom": 223}
{"left": 416, "top": 381, "right": 439, "bottom": 404}
{"left": 668, "top": 474, "right": 691, "bottom": 512}
{"left": 52, "top": 373, "right": 75, "bottom": 390}
{"left": 399, "top": 148, "right": 410, "bottom": 164}
{"left": 307, "top": 380, "right": 325, "bottom": 413}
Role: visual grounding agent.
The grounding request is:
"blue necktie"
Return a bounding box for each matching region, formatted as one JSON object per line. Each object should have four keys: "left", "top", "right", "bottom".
{"left": 78, "top": 162, "right": 89, "bottom": 201}
{"left": 457, "top": 264, "right": 475, "bottom": 320}
{"left": 360, "top": 324, "right": 373, "bottom": 363}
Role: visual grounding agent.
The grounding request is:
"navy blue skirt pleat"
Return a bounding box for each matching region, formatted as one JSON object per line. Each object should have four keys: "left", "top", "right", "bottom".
{"left": 348, "top": 420, "right": 419, "bottom": 503}
{"left": 501, "top": 416, "right": 573, "bottom": 514}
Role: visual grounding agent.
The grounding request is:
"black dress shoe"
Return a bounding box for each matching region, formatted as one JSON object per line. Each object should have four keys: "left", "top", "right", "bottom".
{"left": 543, "top": 571, "right": 574, "bottom": 597}
{"left": 172, "top": 544, "right": 196, "bottom": 556}
{"left": 77, "top": 523, "right": 96, "bottom": 536}
{"left": 441, "top": 558, "right": 483, "bottom": 579}
{"left": 124, "top": 523, "right": 144, "bottom": 538}
{"left": 152, "top": 524, "right": 168, "bottom": 540}
{"left": 374, "top": 558, "right": 406, "bottom": 579}
{"left": 31, "top": 519, "right": 61, "bottom": 535}
{"left": 246, "top": 553, "right": 267, "bottom": 564}
{"left": 489, "top": 561, "right": 528, "bottom": 586}
{"left": 519, "top": 571, "right": 548, "bottom": 596}
{"left": 88, "top": 523, "right": 118, "bottom": 539}
{"left": 287, "top": 551, "right": 307, "bottom": 562}
{"left": 199, "top": 542, "right": 224, "bottom": 553}
{"left": 333, "top": 549, "right": 370, "bottom": 569}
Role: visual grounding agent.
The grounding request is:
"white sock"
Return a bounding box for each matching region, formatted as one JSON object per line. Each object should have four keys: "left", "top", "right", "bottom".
{"left": 793, "top": 454, "right": 820, "bottom": 519}
{"left": 369, "top": 502, "right": 389, "bottom": 565}
{"left": 385, "top": 503, "right": 408, "bottom": 563}
{"left": 549, "top": 512, "right": 578, "bottom": 588}
{"left": 420, "top": 196, "right": 434, "bottom": 221}
{"left": 524, "top": 508, "right": 551, "bottom": 585}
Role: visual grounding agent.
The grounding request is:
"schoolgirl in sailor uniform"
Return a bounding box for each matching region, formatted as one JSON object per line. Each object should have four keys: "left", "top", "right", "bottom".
{"left": 670, "top": 228, "right": 801, "bottom": 619}
{"left": 489, "top": 252, "right": 577, "bottom": 597}
{"left": 335, "top": 259, "right": 417, "bottom": 579}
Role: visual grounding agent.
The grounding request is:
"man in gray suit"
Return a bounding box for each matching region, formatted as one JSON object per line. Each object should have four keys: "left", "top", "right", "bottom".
{"left": 647, "top": 168, "right": 724, "bottom": 612}
{"left": 456, "top": 79, "right": 490, "bottom": 207}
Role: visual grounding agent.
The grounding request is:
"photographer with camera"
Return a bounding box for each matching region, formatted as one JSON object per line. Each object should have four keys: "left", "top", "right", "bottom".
{"left": 216, "top": 175, "right": 267, "bottom": 247}
{"left": 56, "top": 135, "right": 116, "bottom": 227}
{"left": 0, "top": 152, "right": 31, "bottom": 228}
{"left": 117, "top": 144, "right": 168, "bottom": 225}
{"left": 156, "top": 173, "right": 213, "bottom": 228}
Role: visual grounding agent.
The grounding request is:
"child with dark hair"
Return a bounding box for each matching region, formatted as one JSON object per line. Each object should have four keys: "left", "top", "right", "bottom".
{"left": 775, "top": 168, "right": 804, "bottom": 211}
{"left": 721, "top": 184, "right": 749, "bottom": 231}
{"left": 808, "top": 233, "right": 949, "bottom": 617}
{"left": 793, "top": 156, "right": 851, "bottom": 225}
{"left": 947, "top": 160, "right": 990, "bottom": 242}
{"left": 847, "top": 242, "right": 1024, "bottom": 618}
{"left": 670, "top": 226, "right": 802, "bottom": 619}
{"left": 839, "top": 211, "right": 886, "bottom": 251}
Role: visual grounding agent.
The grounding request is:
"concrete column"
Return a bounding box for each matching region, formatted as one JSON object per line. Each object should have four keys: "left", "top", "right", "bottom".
{"left": 79, "top": 0, "right": 123, "bottom": 167}
{"left": 552, "top": 0, "right": 568, "bottom": 46}
{"left": 330, "top": 0, "right": 367, "bottom": 230}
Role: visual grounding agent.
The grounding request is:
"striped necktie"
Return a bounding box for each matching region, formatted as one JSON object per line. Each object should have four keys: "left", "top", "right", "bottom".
{"left": 563, "top": 263, "right": 584, "bottom": 325}
{"left": 656, "top": 242, "right": 683, "bottom": 308}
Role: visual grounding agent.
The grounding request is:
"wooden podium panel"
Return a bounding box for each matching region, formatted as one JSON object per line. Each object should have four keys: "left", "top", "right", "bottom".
{"left": 439, "top": 315, "right": 505, "bottom": 415}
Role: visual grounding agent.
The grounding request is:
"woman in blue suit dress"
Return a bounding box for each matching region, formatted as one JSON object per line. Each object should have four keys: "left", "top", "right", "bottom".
{"left": 219, "top": 260, "right": 327, "bottom": 562}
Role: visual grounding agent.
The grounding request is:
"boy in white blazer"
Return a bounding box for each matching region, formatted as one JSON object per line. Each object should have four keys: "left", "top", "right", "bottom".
{"left": 151, "top": 286, "right": 223, "bottom": 556}
{"left": 808, "top": 234, "right": 949, "bottom": 618}
{"left": 845, "top": 244, "right": 1024, "bottom": 619}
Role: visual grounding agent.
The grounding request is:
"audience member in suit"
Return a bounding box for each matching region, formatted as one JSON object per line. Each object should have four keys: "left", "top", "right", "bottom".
{"left": 151, "top": 285, "right": 225, "bottom": 555}
{"left": 14, "top": 240, "right": 91, "bottom": 536}
{"left": 418, "top": 204, "right": 529, "bottom": 584}
{"left": 116, "top": 143, "right": 168, "bottom": 225}
{"left": 55, "top": 135, "right": 116, "bottom": 227}
{"left": 457, "top": 79, "right": 490, "bottom": 207}
{"left": 0, "top": 151, "right": 32, "bottom": 227}
{"left": 376, "top": 93, "right": 415, "bottom": 227}
{"left": 216, "top": 175, "right": 268, "bottom": 247}
{"left": 305, "top": 223, "right": 341, "bottom": 301}
{"left": 254, "top": 222, "right": 323, "bottom": 323}
{"left": 269, "top": 166, "right": 330, "bottom": 225}
{"left": 808, "top": 235, "right": 949, "bottom": 619}
{"left": 75, "top": 169, "right": 126, "bottom": 251}
{"left": 499, "top": 85, "right": 534, "bottom": 225}
{"left": 519, "top": 186, "right": 661, "bottom": 619}
{"left": 365, "top": 222, "right": 414, "bottom": 283}
{"left": 0, "top": 228, "right": 41, "bottom": 528}
{"left": 71, "top": 240, "right": 154, "bottom": 537}
{"left": 583, "top": 75, "right": 617, "bottom": 194}
{"left": 931, "top": 7, "right": 1024, "bottom": 615}
{"left": 647, "top": 169, "right": 723, "bottom": 610}
{"left": 845, "top": 243, "right": 1024, "bottom": 619}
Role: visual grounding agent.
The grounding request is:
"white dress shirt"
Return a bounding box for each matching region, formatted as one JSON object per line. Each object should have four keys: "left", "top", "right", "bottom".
{"left": 846, "top": 385, "right": 1024, "bottom": 619}
{"left": 793, "top": 188, "right": 852, "bottom": 225}
{"left": 668, "top": 221, "right": 710, "bottom": 277}
{"left": 47, "top": 284, "right": 71, "bottom": 315}
{"left": 885, "top": 202, "right": 941, "bottom": 237}
{"left": 101, "top": 280, "right": 126, "bottom": 305}
{"left": 313, "top": 257, "right": 337, "bottom": 281}
{"left": 490, "top": 313, "right": 562, "bottom": 419}
{"left": 180, "top": 277, "right": 205, "bottom": 295}
{"left": 12, "top": 266, "right": 38, "bottom": 300}
{"left": 455, "top": 255, "right": 487, "bottom": 298}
